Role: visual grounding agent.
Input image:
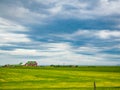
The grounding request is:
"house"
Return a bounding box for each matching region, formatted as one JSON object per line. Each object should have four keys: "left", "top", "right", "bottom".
{"left": 25, "top": 61, "right": 38, "bottom": 66}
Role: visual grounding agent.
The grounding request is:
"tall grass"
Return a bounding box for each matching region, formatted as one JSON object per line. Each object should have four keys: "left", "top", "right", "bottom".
{"left": 0, "top": 66, "right": 120, "bottom": 90}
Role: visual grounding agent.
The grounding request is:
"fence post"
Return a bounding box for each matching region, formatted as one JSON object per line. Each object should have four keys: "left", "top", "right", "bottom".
{"left": 94, "top": 81, "right": 96, "bottom": 90}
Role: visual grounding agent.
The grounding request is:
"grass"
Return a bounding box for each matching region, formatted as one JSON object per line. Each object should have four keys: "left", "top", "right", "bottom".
{"left": 0, "top": 66, "right": 120, "bottom": 90}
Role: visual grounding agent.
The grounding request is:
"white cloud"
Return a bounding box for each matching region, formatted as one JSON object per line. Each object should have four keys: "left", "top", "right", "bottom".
{"left": 0, "top": 0, "right": 120, "bottom": 25}
{"left": 0, "top": 42, "right": 119, "bottom": 65}
{"left": 74, "top": 46, "right": 100, "bottom": 54}
{"left": 53, "top": 30, "right": 120, "bottom": 40}
{"left": 0, "top": 17, "right": 31, "bottom": 44}
{"left": 95, "top": 0, "right": 120, "bottom": 16}
{"left": 0, "top": 32, "right": 30, "bottom": 43}
{"left": 0, "top": 4, "right": 48, "bottom": 24}
{"left": 42, "top": 0, "right": 120, "bottom": 19}
{"left": 40, "top": 42, "right": 71, "bottom": 51}
{"left": 0, "top": 42, "right": 71, "bottom": 56}
{"left": 0, "top": 49, "right": 39, "bottom": 56}
{"left": 0, "top": 17, "right": 26, "bottom": 31}
{"left": 96, "top": 30, "right": 120, "bottom": 39}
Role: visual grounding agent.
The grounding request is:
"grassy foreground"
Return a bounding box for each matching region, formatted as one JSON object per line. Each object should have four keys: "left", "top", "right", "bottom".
{"left": 0, "top": 66, "right": 120, "bottom": 90}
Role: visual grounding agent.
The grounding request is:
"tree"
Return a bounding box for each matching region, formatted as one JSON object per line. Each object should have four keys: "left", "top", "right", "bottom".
{"left": 19, "top": 62, "right": 23, "bottom": 65}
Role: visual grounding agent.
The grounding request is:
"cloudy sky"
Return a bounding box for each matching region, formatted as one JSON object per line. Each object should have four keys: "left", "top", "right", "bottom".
{"left": 0, "top": 0, "right": 120, "bottom": 65}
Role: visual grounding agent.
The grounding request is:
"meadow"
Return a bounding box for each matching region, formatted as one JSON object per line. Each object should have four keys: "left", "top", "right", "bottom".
{"left": 0, "top": 66, "right": 120, "bottom": 90}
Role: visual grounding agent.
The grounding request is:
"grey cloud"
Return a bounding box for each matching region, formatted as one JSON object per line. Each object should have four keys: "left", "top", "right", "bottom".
{"left": 0, "top": 41, "right": 119, "bottom": 65}
{"left": 1, "top": 0, "right": 120, "bottom": 25}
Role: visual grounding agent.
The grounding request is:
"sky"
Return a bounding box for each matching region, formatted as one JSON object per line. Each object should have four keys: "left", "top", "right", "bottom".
{"left": 0, "top": 0, "right": 120, "bottom": 65}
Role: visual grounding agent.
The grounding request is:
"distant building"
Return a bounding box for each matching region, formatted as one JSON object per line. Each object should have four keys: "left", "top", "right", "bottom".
{"left": 25, "top": 61, "right": 38, "bottom": 66}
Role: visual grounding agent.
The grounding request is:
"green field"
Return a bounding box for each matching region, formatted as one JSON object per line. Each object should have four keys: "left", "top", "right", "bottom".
{"left": 0, "top": 66, "right": 120, "bottom": 90}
